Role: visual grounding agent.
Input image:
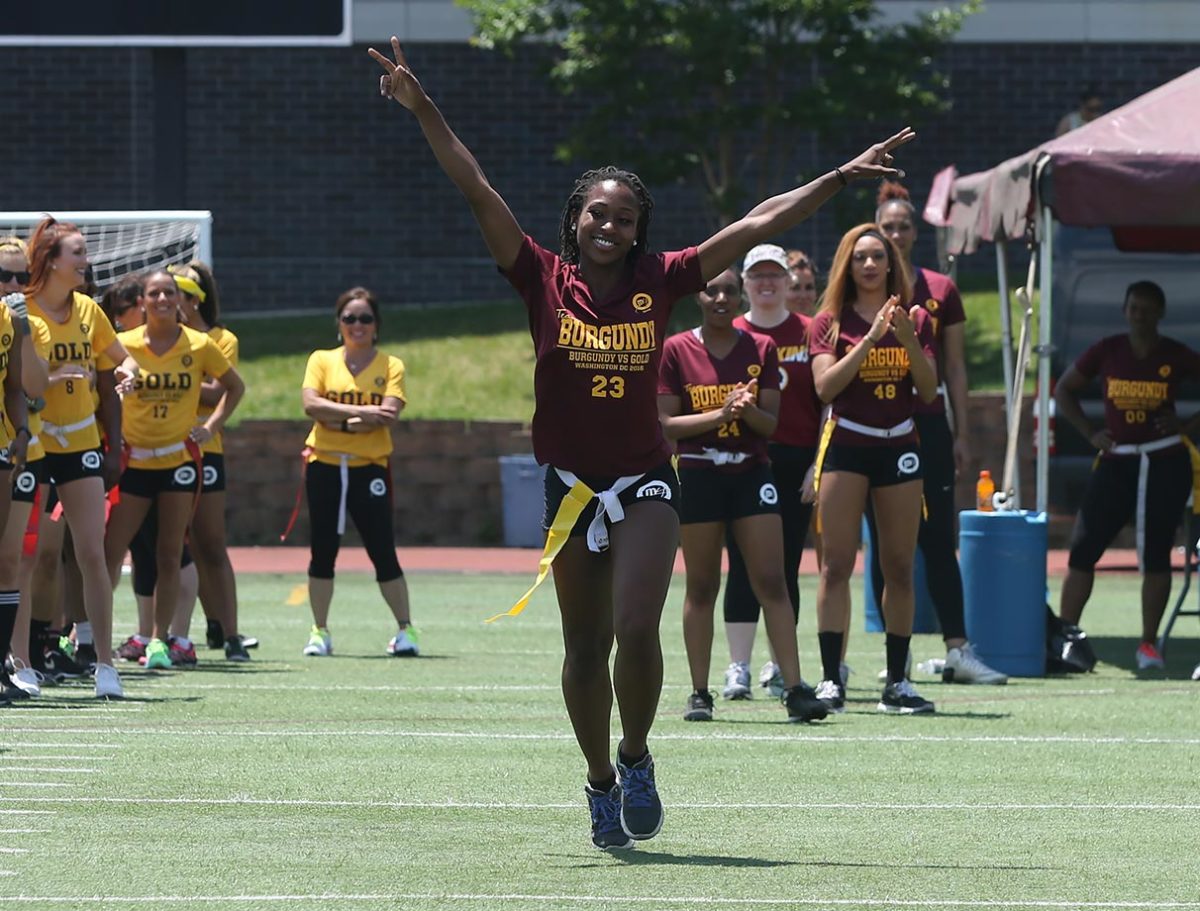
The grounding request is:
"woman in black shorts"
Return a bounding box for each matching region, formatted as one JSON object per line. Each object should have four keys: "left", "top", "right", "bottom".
{"left": 659, "top": 267, "right": 826, "bottom": 723}
{"left": 371, "top": 35, "right": 912, "bottom": 848}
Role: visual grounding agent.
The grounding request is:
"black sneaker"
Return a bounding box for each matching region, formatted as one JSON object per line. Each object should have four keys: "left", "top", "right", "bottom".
{"left": 206, "top": 619, "right": 225, "bottom": 650}
{"left": 783, "top": 683, "right": 829, "bottom": 723}
{"left": 584, "top": 782, "right": 634, "bottom": 850}
{"left": 75, "top": 642, "right": 98, "bottom": 673}
{"left": 616, "top": 750, "right": 663, "bottom": 840}
{"left": 42, "top": 643, "right": 87, "bottom": 682}
{"left": 813, "top": 679, "right": 846, "bottom": 714}
{"left": 878, "top": 680, "right": 935, "bottom": 715}
{"left": 224, "top": 636, "right": 251, "bottom": 663}
{"left": 683, "top": 689, "right": 714, "bottom": 722}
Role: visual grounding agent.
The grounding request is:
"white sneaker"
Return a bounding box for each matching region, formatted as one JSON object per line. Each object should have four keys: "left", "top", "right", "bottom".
{"left": 943, "top": 643, "right": 1008, "bottom": 685}
{"left": 1192, "top": 662, "right": 1200, "bottom": 681}
{"left": 302, "top": 626, "right": 332, "bottom": 657}
{"left": 386, "top": 628, "right": 419, "bottom": 657}
{"left": 94, "top": 664, "right": 124, "bottom": 699}
{"left": 12, "top": 665, "right": 43, "bottom": 697}
{"left": 758, "top": 660, "right": 784, "bottom": 697}
{"left": 722, "top": 661, "right": 752, "bottom": 700}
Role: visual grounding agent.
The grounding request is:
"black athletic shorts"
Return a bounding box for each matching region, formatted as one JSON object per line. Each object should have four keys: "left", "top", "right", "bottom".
{"left": 201, "top": 452, "right": 226, "bottom": 493}
{"left": 12, "top": 459, "right": 43, "bottom": 503}
{"left": 119, "top": 463, "right": 202, "bottom": 499}
{"left": 543, "top": 460, "right": 679, "bottom": 539}
{"left": 821, "top": 441, "right": 923, "bottom": 489}
{"left": 679, "top": 462, "right": 779, "bottom": 525}
{"left": 43, "top": 448, "right": 104, "bottom": 486}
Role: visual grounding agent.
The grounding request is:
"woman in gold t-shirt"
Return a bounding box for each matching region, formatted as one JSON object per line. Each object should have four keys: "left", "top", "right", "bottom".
{"left": 300, "top": 286, "right": 416, "bottom": 659}
{"left": 101, "top": 270, "right": 244, "bottom": 672}
{"left": 172, "top": 261, "right": 250, "bottom": 661}
{"left": 23, "top": 217, "right": 140, "bottom": 698}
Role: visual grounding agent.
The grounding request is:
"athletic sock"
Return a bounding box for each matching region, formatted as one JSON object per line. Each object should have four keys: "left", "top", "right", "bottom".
{"left": 173, "top": 636, "right": 192, "bottom": 650}
{"left": 886, "top": 633, "right": 911, "bottom": 684}
{"left": 75, "top": 621, "right": 94, "bottom": 646}
{"left": 0, "top": 591, "right": 18, "bottom": 667}
{"left": 617, "top": 746, "right": 649, "bottom": 768}
{"left": 588, "top": 773, "right": 618, "bottom": 793}
{"left": 818, "top": 631, "right": 844, "bottom": 683}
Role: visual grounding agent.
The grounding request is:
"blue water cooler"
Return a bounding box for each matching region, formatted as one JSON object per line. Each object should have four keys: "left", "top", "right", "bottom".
{"left": 862, "top": 519, "right": 940, "bottom": 634}
{"left": 959, "top": 510, "right": 1048, "bottom": 677}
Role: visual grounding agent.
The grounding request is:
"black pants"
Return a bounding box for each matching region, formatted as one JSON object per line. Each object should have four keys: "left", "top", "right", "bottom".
{"left": 723, "top": 444, "right": 816, "bottom": 624}
{"left": 1068, "top": 446, "right": 1191, "bottom": 573}
{"left": 129, "top": 503, "right": 193, "bottom": 598}
{"left": 865, "top": 412, "right": 966, "bottom": 641}
{"left": 306, "top": 460, "right": 403, "bottom": 582}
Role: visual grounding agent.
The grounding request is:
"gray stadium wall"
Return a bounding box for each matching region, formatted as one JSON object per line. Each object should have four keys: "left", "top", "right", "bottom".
{"left": 3, "top": 42, "right": 1198, "bottom": 311}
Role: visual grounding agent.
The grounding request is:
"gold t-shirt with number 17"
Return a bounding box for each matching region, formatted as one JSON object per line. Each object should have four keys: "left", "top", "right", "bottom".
{"left": 117, "top": 325, "right": 232, "bottom": 469}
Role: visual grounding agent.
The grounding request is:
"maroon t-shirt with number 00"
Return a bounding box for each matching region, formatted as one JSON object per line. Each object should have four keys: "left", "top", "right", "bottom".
{"left": 501, "top": 235, "right": 705, "bottom": 476}
{"left": 658, "top": 328, "right": 779, "bottom": 470}
{"left": 808, "top": 304, "right": 936, "bottom": 446}
{"left": 1074, "top": 333, "right": 1200, "bottom": 448}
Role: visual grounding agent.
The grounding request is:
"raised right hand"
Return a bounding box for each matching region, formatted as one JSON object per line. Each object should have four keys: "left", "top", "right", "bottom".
{"left": 369, "top": 37, "right": 428, "bottom": 111}
{"left": 867, "top": 296, "right": 900, "bottom": 344}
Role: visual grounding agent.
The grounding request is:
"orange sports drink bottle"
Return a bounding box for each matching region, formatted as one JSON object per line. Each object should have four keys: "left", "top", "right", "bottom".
{"left": 976, "top": 470, "right": 995, "bottom": 512}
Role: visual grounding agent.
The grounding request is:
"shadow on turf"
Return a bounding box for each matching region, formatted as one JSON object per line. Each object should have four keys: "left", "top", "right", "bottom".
{"left": 564, "top": 851, "right": 1055, "bottom": 871}
{"left": 1089, "top": 635, "right": 1200, "bottom": 677}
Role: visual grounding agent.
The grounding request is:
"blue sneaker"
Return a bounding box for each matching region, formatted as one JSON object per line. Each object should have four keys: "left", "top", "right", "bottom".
{"left": 616, "top": 750, "right": 663, "bottom": 840}
{"left": 584, "top": 782, "right": 634, "bottom": 850}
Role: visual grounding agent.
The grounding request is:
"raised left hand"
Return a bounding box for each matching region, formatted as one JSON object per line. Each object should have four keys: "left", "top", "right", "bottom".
{"left": 841, "top": 127, "right": 916, "bottom": 182}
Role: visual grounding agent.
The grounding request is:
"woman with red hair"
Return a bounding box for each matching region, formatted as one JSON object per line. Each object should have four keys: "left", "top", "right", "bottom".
{"left": 23, "top": 217, "right": 139, "bottom": 698}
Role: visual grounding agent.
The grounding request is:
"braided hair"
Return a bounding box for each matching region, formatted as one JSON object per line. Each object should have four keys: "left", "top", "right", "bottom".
{"left": 557, "top": 167, "right": 654, "bottom": 265}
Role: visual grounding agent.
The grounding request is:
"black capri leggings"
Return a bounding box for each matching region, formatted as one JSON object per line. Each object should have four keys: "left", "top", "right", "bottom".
{"left": 306, "top": 460, "right": 403, "bottom": 582}
{"left": 865, "top": 411, "right": 966, "bottom": 642}
{"left": 129, "top": 503, "right": 194, "bottom": 598}
{"left": 723, "top": 444, "right": 816, "bottom": 624}
{"left": 1068, "top": 446, "right": 1192, "bottom": 574}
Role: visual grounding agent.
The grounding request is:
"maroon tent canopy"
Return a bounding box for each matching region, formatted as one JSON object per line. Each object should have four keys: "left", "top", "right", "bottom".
{"left": 938, "top": 67, "right": 1200, "bottom": 254}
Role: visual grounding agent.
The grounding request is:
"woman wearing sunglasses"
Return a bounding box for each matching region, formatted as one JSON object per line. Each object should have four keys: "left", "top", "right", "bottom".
{"left": 299, "top": 286, "right": 417, "bottom": 658}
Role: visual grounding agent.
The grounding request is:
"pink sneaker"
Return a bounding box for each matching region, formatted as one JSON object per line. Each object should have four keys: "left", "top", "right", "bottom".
{"left": 168, "top": 638, "right": 198, "bottom": 668}
{"left": 1135, "top": 642, "right": 1165, "bottom": 671}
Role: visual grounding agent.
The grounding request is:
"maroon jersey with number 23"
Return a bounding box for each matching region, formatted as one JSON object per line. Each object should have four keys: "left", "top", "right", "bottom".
{"left": 502, "top": 235, "right": 705, "bottom": 475}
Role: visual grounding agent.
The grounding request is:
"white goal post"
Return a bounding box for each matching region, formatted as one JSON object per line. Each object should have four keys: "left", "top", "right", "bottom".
{"left": 0, "top": 210, "right": 212, "bottom": 295}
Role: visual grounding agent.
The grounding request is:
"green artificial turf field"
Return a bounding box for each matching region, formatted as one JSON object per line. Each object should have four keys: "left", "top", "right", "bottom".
{"left": 1, "top": 570, "right": 1198, "bottom": 909}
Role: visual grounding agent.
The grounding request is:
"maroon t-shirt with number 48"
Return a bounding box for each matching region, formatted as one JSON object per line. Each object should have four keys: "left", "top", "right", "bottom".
{"left": 658, "top": 328, "right": 780, "bottom": 470}
{"left": 1074, "top": 333, "right": 1200, "bottom": 448}
{"left": 808, "top": 304, "right": 936, "bottom": 446}
{"left": 733, "top": 312, "right": 821, "bottom": 447}
{"left": 910, "top": 267, "right": 966, "bottom": 416}
{"left": 501, "top": 235, "right": 705, "bottom": 475}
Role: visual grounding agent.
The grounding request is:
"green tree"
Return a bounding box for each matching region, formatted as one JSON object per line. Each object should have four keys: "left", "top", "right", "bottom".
{"left": 458, "top": 0, "right": 979, "bottom": 227}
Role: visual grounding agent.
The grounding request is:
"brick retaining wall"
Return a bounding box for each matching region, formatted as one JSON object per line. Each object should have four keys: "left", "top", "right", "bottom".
{"left": 223, "top": 393, "right": 1080, "bottom": 547}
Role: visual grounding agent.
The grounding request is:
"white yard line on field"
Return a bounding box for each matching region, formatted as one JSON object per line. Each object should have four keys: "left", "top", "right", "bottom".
{"left": 0, "top": 894, "right": 1197, "bottom": 908}
{"left": 2, "top": 795, "right": 1197, "bottom": 812}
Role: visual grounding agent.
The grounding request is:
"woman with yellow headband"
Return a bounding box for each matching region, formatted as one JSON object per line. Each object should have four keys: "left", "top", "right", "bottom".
{"left": 171, "top": 262, "right": 252, "bottom": 661}
{"left": 23, "top": 216, "right": 140, "bottom": 699}
{"left": 102, "top": 269, "right": 244, "bottom": 671}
